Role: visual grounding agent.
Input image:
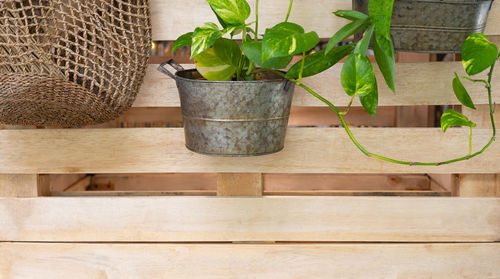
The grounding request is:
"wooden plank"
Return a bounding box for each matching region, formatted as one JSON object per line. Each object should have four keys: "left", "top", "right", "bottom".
{"left": 459, "top": 105, "right": 498, "bottom": 197}
{"left": 51, "top": 190, "right": 216, "bottom": 196}
{"left": 63, "top": 175, "right": 92, "bottom": 192}
{"left": 0, "top": 175, "right": 50, "bottom": 197}
{"left": 92, "top": 173, "right": 217, "bottom": 191}
{"left": 82, "top": 174, "right": 431, "bottom": 194}
{"left": 0, "top": 197, "right": 499, "bottom": 242}
{"left": 217, "top": 173, "right": 263, "bottom": 196}
{"left": 150, "top": 0, "right": 500, "bottom": 40}
{"left": 458, "top": 174, "right": 499, "bottom": 197}
{"left": 396, "top": 106, "right": 434, "bottom": 127}
{"left": 136, "top": 62, "right": 500, "bottom": 107}
{"left": 49, "top": 174, "right": 86, "bottom": 192}
{"left": 51, "top": 190, "right": 446, "bottom": 197}
{"left": 289, "top": 106, "right": 398, "bottom": 127}
{"left": 151, "top": 0, "right": 348, "bottom": 40}
{"left": 1, "top": 243, "right": 499, "bottom": 279}
{"left": 264, "top": 174, "right": 431, "bottom": 191}
{"left": 263, "top": 190, "right": 449, "bottom": 196}
{"left": 462, "top": 104, "right": 500, "bottom": 129}
{"left": 0, "top": 128, "right": 498, "bottom": 174}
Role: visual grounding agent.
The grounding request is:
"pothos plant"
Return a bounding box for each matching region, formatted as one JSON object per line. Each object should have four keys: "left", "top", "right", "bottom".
{"left": 172, "top": 0, "right": 498, "bottom": 166}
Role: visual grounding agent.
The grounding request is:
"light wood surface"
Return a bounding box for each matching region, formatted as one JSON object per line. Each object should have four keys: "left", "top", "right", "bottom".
{"left": 0, "top": 197, "right": 498, "bottom": 242}
{"left": 85, "top": 173, "right": 429, "bottom": 192}
{"left": 150, "top": 0, "right": 500, "bottom": 40}
{"left": 0, "top": 175, "right": 50, "bottom": 197}
{"left": 458, "top": 174, "right": 500, "bottom": 197}
{"left": 0, "top": 128, "right": 497, "bottom": 174}
{"left": 136, "top": 62, "right": 500, "bottom": 107}
{"left": 463, "top": 104, "right": 500, "bottom": 129}
{"left": 217, "top": 173, "right": 263, "bottom": 196}
{"left": 1, "top": 243, "right": 499, "bottom": 279}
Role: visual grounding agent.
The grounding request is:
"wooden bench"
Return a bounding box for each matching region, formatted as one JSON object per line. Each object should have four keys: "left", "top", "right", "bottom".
{"left": 1, "top": 0, "right": 499, "bottom": 277}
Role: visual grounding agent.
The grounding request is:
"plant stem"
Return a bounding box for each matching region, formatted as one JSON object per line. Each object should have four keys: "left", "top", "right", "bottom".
{"left": 340, "top": 95, "right": 355, "bottom": 115}
{"left": 265, "top": 65, "right": 497, "bottom": 166}
{"left": 255, "top": 0, "right": 259, "bottom": 41}
{"left": 298, "top": 51, "right": 306, "bottom": 84}
{"left": 237, "top": 28, "right": 248, "bottom": 80}
{"left": 469, "top": 126, "right": 473, "bottom": 155}
{"left": 460, "top": 76, "right": 490, "bottom": 87}
{"left": 285, "top": 0, "right": 293, "bottom": 22}
{"left": 246, "top": 0, "right": 259, "bottom": 77}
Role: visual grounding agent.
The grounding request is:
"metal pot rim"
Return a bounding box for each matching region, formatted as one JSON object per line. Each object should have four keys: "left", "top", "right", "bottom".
{"left": 175, "top": 69, "right": 288, "bottom": 84}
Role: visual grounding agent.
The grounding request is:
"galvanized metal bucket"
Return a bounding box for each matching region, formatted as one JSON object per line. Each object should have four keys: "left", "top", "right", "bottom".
{"left": 158, "top": 59, "right": 295, "bottom": 156}
{"left": 354, "top": 0, "right": 494, "bottom": 53}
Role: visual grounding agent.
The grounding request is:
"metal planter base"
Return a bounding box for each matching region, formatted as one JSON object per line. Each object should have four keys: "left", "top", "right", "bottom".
{"left": 159, "top": 60, "right": 295, "bottom": 156}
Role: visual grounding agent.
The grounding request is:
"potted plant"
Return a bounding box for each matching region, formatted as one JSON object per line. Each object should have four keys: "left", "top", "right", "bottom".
{"left": 159, "top": 0, "right": 498, "bottom": 166}
{"left": 353, "top": 0, "right": 495, "bottom": 53}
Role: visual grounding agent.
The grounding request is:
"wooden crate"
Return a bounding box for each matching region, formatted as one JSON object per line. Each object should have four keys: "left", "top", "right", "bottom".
{"left": 1, "top": 0, "right": 499, "bottom": 277}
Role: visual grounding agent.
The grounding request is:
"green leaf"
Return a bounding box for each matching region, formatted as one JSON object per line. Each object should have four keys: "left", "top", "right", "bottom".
{"left": 333, "top": 10, "right": 369, "bottom": 21}
{"left": 368, "top": 0, "right": 394, "bottom": 38}
{"left": 341, "top": 53, "right": 377, "bottom": 97}
{"left": 210, "top": 5, "right": 228, "bottom": 28}
{"left": 242, "top": 41, "right": 292, "bottom": 69}
{"left": 452, "top": 73, "right": 476, "bottom": 109}
{"left": 191, "top": 25, "right": 222, "bottom": 57}
{"left": 261, "top": 22, "right": 319, "bottom": 63}
{"left": 440, "top": 109, "right": 476, "bottom": 133}
{"left": 354, "top": 25, "right": 374, "bottom": 56}
{"left": 359, "top": 82, "right": 378, "bottom": 118}
{"left": 325, "top": 17, "right": 370, "bottom": 54}
{"left": 206, "top": 0, "right": 251, "bottom": 25}
{"left": 286, "top": 44, "right": 355, "bottom": 79}
{"left": 194, "top": 38, "right": 242, "bottom": 81}
{"left": 172, "top": 32, "right": 193, "bottom": 54}
{"left": 373, "top": 33, "right": 396, "bottom": 94}
{"left": 203, "top": 22, "right": 220, "bottom": 29}
{"left": 462, "top": 33, "right": 499, "bottom": 76}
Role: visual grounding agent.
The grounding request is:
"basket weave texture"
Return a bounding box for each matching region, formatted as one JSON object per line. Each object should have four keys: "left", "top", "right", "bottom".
{"left": 0, "top": 0, "right": 151, "bottom": 126}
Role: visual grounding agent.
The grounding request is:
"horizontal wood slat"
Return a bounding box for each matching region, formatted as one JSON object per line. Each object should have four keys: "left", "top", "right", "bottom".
{"left": 136, "top": 62, "right": 500, "bottom": 107}
{"left": 0, "top": 128, "right": 497, "bottom": 174}
{"left": 150, "top": 0, "right": 500, "bottom": 40}
{"left": 1, "top": 243, "right": 499, "bottom": 278}
{"left": 0, "top": 197, "right": 499, "bottom": 242}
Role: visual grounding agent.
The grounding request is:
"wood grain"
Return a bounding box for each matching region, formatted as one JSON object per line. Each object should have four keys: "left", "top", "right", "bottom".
{"left": 136, "top": 62, "right": 500, "bottom": 107}
{"left": 0, "top": 175, "right": 50, "bottom": 197}
{"left": 0, "top": 128, "right": 497, "bottom": 174}
{"left": 217, "top": 173, "right": 263, "bottom": 196}
{"left": 462, "top": 104, "right": 500, "bottom": 129}
{"left": 150, "top": 0, "right": 500, "bottom": 40}
{"left": 0, "top": 197, "right": 498, "bottom": 242}
{"left": 1, "top": 243, "right": 499, "bottom": 278}
{"left": 458, "top": 174, "right": 499, "bottom": 197}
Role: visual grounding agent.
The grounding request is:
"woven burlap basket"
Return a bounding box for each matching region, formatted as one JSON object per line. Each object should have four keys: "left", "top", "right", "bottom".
{"left": 0, "top": 0, "right": 151, "bottom": 126}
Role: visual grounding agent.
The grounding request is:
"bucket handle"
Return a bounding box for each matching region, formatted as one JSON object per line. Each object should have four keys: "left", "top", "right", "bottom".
{"left": 157, "top": 59, "right": 185, "bottom": 79}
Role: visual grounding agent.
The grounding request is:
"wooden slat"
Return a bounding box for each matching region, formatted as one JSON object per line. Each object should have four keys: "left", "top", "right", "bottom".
{"left": 458, "top": 174, "right": 500, "bottom": 197}
{"left": 0, "top": 197, "right": 498, "bottom": 242}
{"left": 263, "top": 190, "right": 449, "bottom": 196}
{"left": 0, "top": 175, "right": 50, "bottom": 197}
{"left": 264, "top": 174, "right": 431, "bottom": 191}
{"left": 0, "top": 128, "right": 498, "bottom": 174}
{"left": 51, "top": 190, "right": 216, "bottom": 196}
{"left": 150, "top": 0, "right": 500, "bottom": 40}
{"left": 91, "top": 173, "right": 217, "bottom": 191}
{"left": 217, "top": 173, "right": 263, "bottom": 196}
{"left": 1, "top": 243, "right": 499, "bottom": 278}
{"left": 463, "top": 104, "right": 500, "bottom": 129}
{"left": 136, "top": 62, "right": 500, "bottom": 107}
